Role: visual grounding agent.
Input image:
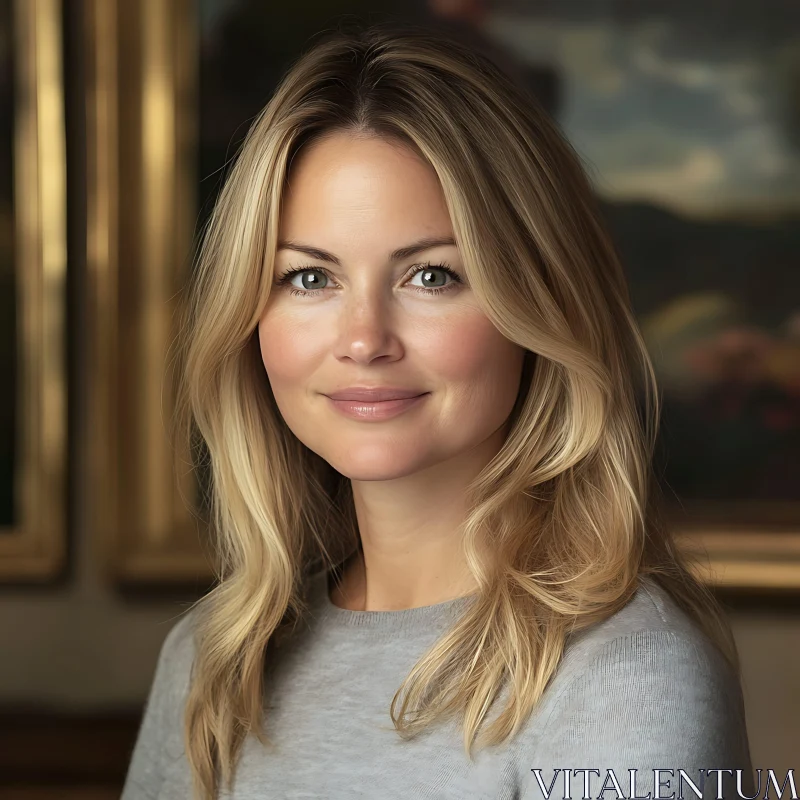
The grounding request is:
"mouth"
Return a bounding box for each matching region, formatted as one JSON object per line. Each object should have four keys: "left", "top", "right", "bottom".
{"left": 324, "top": 387, "right": 427, "bottom": 402}
{"left": 324, "top": 392, "right": 429, "bottom": 421}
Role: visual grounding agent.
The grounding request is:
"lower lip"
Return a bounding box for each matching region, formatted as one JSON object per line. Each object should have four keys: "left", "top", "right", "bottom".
{"left": 324, "top": 393, "right": 429, "bottom": 420}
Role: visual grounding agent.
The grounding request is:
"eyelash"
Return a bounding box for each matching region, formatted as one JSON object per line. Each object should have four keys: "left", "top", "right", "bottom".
{"left": 275, "top": 261, "right": 463, "bottom": 297}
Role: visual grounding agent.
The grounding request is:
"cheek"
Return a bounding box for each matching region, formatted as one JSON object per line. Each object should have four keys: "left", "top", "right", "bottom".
{"left": 423, "top": 312, "right": 522, "bottom": 395}
{"left": 257, "top": 314, "right": 319, "bottom": 389}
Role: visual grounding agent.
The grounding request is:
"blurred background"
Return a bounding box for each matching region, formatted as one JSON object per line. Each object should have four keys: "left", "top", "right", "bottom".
{"left": 1, "top": 0, "right": 798, "bottom": 797}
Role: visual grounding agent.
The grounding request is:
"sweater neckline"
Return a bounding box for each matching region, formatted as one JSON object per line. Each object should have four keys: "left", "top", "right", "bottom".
{"left": 307, "top": 566, "right": 478, "bottom": 633}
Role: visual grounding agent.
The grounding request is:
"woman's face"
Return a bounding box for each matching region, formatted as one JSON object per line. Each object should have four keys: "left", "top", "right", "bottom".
{"left": 258, "top": 132, "right": 526, "bottom": 481}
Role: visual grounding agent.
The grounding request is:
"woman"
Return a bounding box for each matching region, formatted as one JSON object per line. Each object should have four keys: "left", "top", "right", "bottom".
{"left": 121, "top": 22, "right": 755, "bottom": 800}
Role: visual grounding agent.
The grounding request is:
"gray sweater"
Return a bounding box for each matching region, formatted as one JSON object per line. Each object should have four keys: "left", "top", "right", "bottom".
{"left": 121, "top": 569, "right": 755, "bottom": 799}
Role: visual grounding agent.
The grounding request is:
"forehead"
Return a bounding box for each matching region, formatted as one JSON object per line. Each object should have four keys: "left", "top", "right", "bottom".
{"left": 278, "top": 132, "right": 454, "bottom": 245}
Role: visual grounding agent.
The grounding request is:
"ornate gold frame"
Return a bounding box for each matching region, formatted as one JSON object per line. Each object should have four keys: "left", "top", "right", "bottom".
{"left": 85, "top": 0, "right": 211, "bottom": 583}
{"left": 675, "top": 517, "right": 800, "bottom": 591}
{"left": 0, "top": 0, "right": 67, "bottom": 580}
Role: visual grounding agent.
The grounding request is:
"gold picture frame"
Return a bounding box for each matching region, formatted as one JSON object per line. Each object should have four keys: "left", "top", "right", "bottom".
{"left": 675, "top": 512, "right": 800, "bottom": 592}
{"left": 0, "top": 0, "right": 67, "bottom": 581}
{"left": 84, "top": 0, "right": 800, "bottom": 591}
{"left": 85, "top": 0, "right": 211, "bottom": 584}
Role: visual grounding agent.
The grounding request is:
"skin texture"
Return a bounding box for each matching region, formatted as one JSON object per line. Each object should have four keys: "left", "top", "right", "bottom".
{"left": 258, "top": 132, "right": 526, "bottom": 611}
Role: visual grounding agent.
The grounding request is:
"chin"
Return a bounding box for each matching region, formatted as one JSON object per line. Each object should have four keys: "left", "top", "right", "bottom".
{"left": 323, "top": 449, "right": 428, "bottom": 482}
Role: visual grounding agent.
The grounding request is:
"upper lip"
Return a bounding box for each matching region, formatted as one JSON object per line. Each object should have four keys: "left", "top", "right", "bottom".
{"left": 324, "top": 387, "right": 427, "bottom": 401}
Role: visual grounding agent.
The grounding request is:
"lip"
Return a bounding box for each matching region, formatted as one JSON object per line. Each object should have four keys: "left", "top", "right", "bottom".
{"left": 324, "top": 387, "right": 426, "bottom": 401}
{"left": 324, "top": 392, "right": 429, "bottom": 421}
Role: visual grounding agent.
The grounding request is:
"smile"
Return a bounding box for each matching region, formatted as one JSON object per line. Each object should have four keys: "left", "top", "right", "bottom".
{"left": 324, "top": 393, "right": 429, "bottom": 421}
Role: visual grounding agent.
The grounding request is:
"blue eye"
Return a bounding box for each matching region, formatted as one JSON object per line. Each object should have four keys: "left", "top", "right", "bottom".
{"left": 275, "top": 261, "right": 463, "bottom": 297}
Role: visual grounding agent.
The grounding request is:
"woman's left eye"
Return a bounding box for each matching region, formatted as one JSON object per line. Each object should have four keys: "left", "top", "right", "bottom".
{"left": 276, "top": 262, "right": 463, "bottom": 297}
{"left": 406, "top": 263, "right": 462, "bottom": 294}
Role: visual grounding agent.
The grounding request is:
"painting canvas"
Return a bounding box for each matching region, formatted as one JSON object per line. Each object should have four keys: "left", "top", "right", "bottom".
{"left": 481, "top": 0, "right": 800, "bottom": 587}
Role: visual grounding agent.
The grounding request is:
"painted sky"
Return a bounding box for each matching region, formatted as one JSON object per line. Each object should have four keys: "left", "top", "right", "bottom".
{"left": 486, "top": 3, "right": 800, "bottom": 219}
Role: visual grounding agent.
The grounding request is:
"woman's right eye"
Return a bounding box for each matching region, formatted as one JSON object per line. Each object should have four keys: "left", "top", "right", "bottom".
{"left": 276, "top": 267, "right": 329, "bottom": 295}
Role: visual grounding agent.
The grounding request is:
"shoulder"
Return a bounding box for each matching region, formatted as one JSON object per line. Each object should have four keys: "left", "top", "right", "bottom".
{"left": 157, "top": 605, "right": 201, "bottom": 704}
{"left": 554, "top": 575, "right": 730, "bottom": 683}
{"left": 567, "top": 575, "right": 705, "bottom": 645}
{"left": 120, "top": 607, "right": 202, "bottom": 798}
{"left": 156, "top": 606, "right": 199, "bottom": 676}
{"left": 146, "top": 606, "right": 201, "bottom": 756}
{"left": 525, "top": 577, "right": 752, "bottom": 772}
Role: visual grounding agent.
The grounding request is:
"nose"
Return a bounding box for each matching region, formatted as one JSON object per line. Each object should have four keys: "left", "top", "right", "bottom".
{"left": 333, "top": 289, "right": 404, "bottom": 364}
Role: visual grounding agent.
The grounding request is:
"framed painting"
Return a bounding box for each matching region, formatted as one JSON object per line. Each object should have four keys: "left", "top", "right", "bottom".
{"left": 84, "top": 0, "right": 211, "bottom": 584}
{"left": 0, "top": 0, "right": 67, "bottom": 582}
{"left": 483, "top": 0, "right": 800, "bottom": 590}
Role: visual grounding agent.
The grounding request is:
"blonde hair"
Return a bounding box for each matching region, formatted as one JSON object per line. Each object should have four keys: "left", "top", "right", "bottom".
{"left": 174, "top": 21, "right": 739, "bottom": 800}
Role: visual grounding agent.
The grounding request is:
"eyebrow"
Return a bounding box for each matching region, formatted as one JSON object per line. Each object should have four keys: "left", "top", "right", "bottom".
{"left": 276, "top": 236, "right": 457, "bottom": 266}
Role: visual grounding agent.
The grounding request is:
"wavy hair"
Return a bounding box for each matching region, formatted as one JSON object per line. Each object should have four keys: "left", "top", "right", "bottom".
{"left": 173, "top": 21, "right": 739, "bottom": 800}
